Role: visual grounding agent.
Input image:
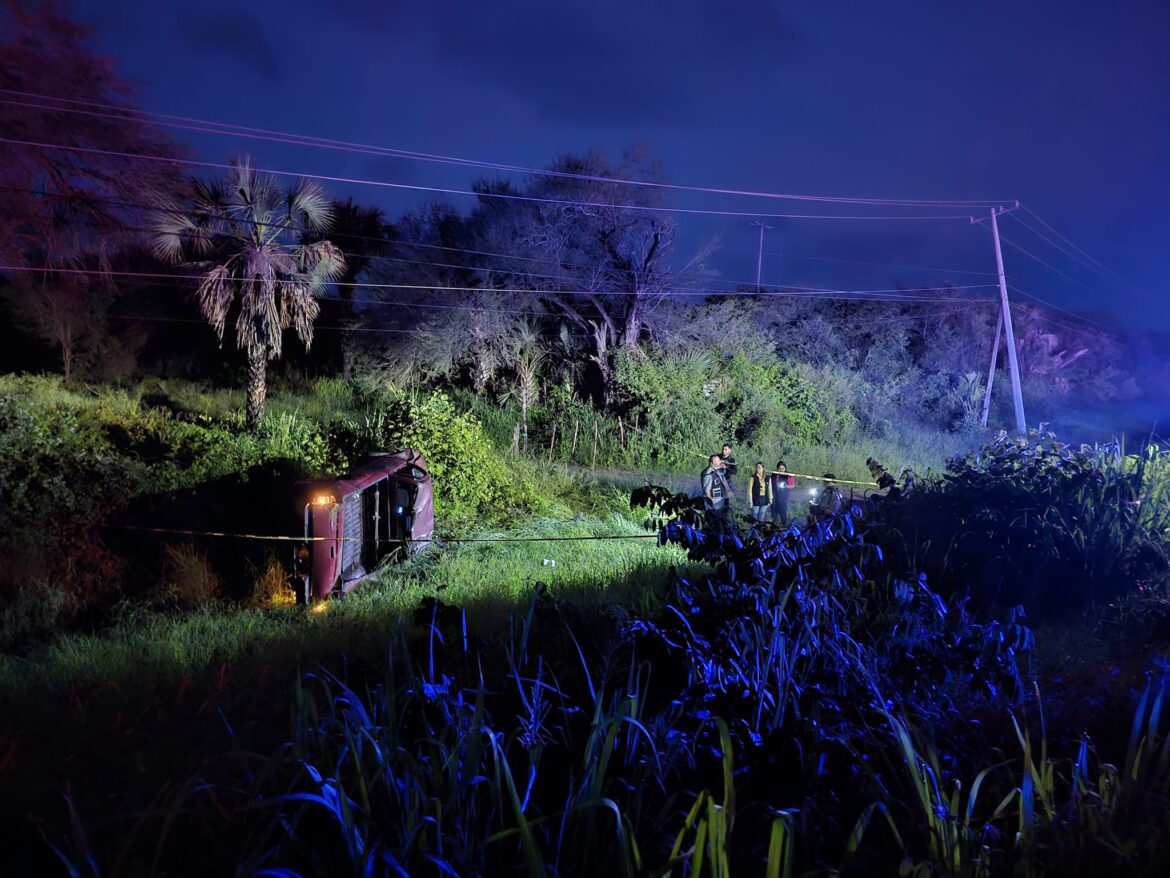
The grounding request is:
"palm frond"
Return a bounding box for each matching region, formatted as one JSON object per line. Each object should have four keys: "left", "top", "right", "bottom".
{"left": 195, "top": 265, "right": 234, "bottom": 341}
{"left": 236, "top": 272, "right": 281, "bottom": 359}
{"left": 287, "top": 178, "right": 335, "bottom": 232}
{"left": 298, "top": 240, "right": 346, "bottom": 291}
{"left": 278, "top": 280, "right": 322, "bottom": 349}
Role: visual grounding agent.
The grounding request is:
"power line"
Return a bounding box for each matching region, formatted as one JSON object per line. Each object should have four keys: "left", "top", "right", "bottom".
{"left": 0, "top": 135, "right": 980, "bottom": 222}
{"left": 106, "top": 304, "right": 990, "bottom": 352}
{"left": 0, "top": 264, "right": 1002, "bottom": 301}
{"left": 3, "top": 183, "right": 758, "bottom": 291}
{"left": 0, "top": 89, "right": 1011, "bottom": 208}
{"left": 92, "top": 274, "right": 985, "bottom": 327}
{"left": 1019, "top": 204, "right": 1132, "bottom": 286}
{"left": 746, "top": 248, "right": 997, "bottom": 278}
{"left": 993, "top": 229, "right": 1099, "bottom": 293}
{"left": 5, "top": 183, "right": 1003, "bottom": 295}
{"left": 1007, "top": 284, "right": 1115, "bottom": 332}
{"left": 102, "top": 522, "right": 662, "bottom": 544}
{"left": 1007, "top": 211, "right": 1130, "bottom": 289}
{"left": 1006, "top": 301, "right": 1095, "bottom": 338}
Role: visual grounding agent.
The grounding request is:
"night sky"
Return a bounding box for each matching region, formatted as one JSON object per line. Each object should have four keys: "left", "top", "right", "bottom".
{"left": 71, "top": 0, "right": 1170, "bottom": 329}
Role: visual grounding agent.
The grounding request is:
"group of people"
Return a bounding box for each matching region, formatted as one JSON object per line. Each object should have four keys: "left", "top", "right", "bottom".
{"left": 700, "top": 443, "right": 846, "bottom": 528}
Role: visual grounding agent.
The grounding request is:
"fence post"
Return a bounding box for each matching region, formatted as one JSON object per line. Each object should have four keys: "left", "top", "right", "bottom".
{"left": 570, "top": 419, "right": 579, "bottom": 460}
{"left": 547, "top": 422, "right": 557, "bottom": 463}
{"left": 511, "top": 421, "right": 520, "bottom": 457}
{"left": 591, "top": 421, "right": 599, "bottom": 471}
{"left": 618, "top": 416, "right": 625, "bottom": 451}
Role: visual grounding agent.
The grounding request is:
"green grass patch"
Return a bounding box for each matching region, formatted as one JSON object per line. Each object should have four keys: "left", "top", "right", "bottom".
{"left": 0, "top": 511, "right": 692, "bottom": 699}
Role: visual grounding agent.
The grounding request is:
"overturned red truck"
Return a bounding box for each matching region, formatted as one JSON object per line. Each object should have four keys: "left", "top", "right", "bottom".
{"left": 293, "top": 450, "right": 434, "bottom": 603}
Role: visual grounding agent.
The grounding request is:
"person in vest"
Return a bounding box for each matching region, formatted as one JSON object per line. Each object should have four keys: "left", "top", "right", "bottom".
{"left": 770, "top": 459, "right": 795, "bottom": 526}
{"left": 701, "top": 454, "right": 732, "bottom": 524}
{"left": 810, "top": 473, "right": 845, "bottom": 521}
{"left": 749, "top": 461, "right": 773, "bottom": 522}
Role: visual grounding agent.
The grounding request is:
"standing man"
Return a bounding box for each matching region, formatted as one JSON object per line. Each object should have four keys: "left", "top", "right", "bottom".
{"left": 720, "top": 444, "right": 738, "bottom": 482}
{"left": 720, "top": 443, "right": 738, "bottom": 510}
{"left": 701, "top": 453, "right": 733, "bottom": 527}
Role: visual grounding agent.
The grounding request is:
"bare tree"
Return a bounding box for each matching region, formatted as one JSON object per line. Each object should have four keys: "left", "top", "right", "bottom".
{"left": 471, "top": 152, "right": 677, "bottom": 405}
{"left": 1, "top": 1, "right": 182, "bottom": 265}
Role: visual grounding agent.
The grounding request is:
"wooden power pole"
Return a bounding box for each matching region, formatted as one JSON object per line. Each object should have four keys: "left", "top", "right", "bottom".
{"left": 973, "top": 203, "right": 1026, "bottom": 435}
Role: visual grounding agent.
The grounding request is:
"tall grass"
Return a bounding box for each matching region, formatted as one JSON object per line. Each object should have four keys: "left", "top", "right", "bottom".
{"left": 871, "top": 674, "right": 1170, "bottom": 876}
{"left": 0, "top": 511, "right": 690, "bottom": 698}
{"left": 456, "top": 387, "right": 956, "bottom": 487}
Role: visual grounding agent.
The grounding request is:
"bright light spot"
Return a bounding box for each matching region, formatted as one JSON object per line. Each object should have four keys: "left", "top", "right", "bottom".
{"left": 268, "top": 590, "right": 296, "bottom": 609}
{"left": 311, "top": 601, "right": 330, "bottom": 614}
{"left": 809, "top": 488, "right": 818, "bottom": 496}
{"left": 312, "top": 494, "right": 337, "bottom": 506}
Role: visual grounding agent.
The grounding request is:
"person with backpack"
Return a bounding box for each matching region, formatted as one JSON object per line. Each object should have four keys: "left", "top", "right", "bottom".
{"left": 770, "top": 459, "right": 795, "bottom": 526}
{"left": 749, "top": 461, "right": 773, "bottom": 523}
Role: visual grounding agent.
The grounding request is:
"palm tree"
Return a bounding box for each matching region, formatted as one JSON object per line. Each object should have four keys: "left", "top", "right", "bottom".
{"left": 151, "top": 157, "right": 344, "bottom": 427}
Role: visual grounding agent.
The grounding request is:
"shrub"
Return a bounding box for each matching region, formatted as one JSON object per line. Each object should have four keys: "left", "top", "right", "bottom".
{"left": 155, "top": 543, "right": 221, "bottom": 607}
{"left": 877, "top": 430, "right": 1170, "bottom": 620}
{"left": 247, "top": 553, "right": 295, "bottom": 608}
{"left": 322, "top": 388, "right": 533, "bottom": 520}
{"left": 611, "top": 349, "right": 858, "bottom": 465}
{"left": 0, "top": 582, "right": 77, "bottom": 654}
{"left": 394, "top": 391, "right": 530, "bottom": 517}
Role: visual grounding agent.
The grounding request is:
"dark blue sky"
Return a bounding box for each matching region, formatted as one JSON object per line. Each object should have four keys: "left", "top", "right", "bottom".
{"left": 73, "top": 0, "right": 1169, "bottom": 328}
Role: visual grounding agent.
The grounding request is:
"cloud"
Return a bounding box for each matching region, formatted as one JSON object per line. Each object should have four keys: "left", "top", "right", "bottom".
{"left": 180, "top": 9, "right": 283, "bottom": 81}
{"left": 328, "top": 0, "right": 799, "bottom": 124}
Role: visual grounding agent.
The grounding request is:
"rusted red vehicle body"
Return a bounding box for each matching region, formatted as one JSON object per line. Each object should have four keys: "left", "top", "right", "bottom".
{"left": 293, "top": 450, "right": 434, "bottom": 602}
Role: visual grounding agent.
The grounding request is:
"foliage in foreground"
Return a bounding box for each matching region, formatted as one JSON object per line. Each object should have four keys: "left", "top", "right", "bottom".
{"left": 0, "top": 376, "right": 530, "bottom": 651}
{"left": 876, "top": 430, "right": 1170, "bottom": 620}
{"left": 43, "top": 469, "right": 1170, "bottom": 876}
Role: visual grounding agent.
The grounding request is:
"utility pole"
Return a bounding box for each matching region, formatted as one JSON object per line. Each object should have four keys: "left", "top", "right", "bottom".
{"left": 750, "top": 220, "right": 773, "bottom": 293}
{"left": 979, "top": 310, "right": 1002, "bottom": 427}
{"left": 971, "top": 202, "right": 1026, "bottom": 435}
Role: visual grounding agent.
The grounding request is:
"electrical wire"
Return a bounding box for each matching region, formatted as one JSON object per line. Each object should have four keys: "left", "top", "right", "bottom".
{"left": 1006, "top": 211, "right": 1119, "bottom": 286}
{"left": 0, "top": 89, "right": 1012, "bottom": 208}
{"left": 3, "top": 182, "right": 1003, "bottom": 294}
{"left": 2, "top": 183, "right": 760, "bottom": 291}
{"left": 0, "top": 264, "right": 1002, "bottom": 301}
{"left": 1020, "top": 204, "right": 1132, "bottom": 286}
{"left": 993, "top": 229, "right": 1099, "bottom": 293}
{"left": 1007, "top": 284, "right": 1116, "bottom": 332}
{"left": 103, "top": 523, "right": 662, "bottom": 544}
{"left": 719, "top": 245, "right": 998, "bottom": 278}
{"left": 0, "top": 135, "right": 980, "bottom": 222}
